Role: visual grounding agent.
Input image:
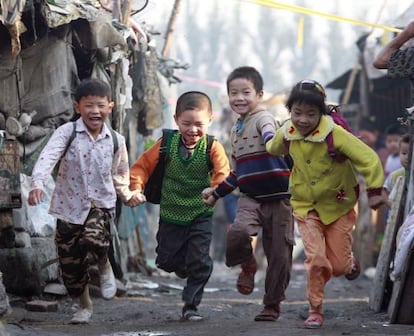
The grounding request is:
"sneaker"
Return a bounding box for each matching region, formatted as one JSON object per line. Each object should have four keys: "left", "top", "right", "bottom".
{"left": 100, "top": 264, "right": 117, "bottom": 300}
{"left": 237, "top": 256, "right": 257, "bottom": 295}
{"left": 181, "top": 304, "right": 203, "bottom": 321}
{"left": 70, "top": 308, "right": 92, "bottom": 324}
{"left": 345, "top": 257, "right": 360, "bottom": 280}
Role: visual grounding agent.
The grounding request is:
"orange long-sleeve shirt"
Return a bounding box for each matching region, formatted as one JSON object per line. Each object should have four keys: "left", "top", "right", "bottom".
{"left": 130, "top": 137, "right": 230, "bottom": 191}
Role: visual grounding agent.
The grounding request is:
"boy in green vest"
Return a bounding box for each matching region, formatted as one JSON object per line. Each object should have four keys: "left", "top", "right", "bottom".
{"left": 129, "top": 91, "right": 230, "bottom": 321}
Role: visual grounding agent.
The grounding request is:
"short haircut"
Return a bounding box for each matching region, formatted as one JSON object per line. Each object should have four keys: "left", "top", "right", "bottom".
{"left": 385, "top": 123, "right": 407, "bottom": 136}
{"left": 400, "top": 133, "right": 411, "bottom": 148}
{"left": 226, "top": 66, "right": 263, "bottom": 93}
{"left": 175, "top": 91, "right": 212, "bottom": 116}
{"left": 286, "top": 79, "right": 327, "bottom": 114}
{"left": 74, "top": 78, "right": 112, "bottom": 102}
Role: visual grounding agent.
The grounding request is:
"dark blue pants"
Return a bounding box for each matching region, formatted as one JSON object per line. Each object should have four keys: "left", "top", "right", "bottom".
{"left": 156, "top": 215, "right": 213, "bottom": 307}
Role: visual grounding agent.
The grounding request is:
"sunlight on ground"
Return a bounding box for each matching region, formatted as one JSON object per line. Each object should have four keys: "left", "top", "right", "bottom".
{"left": 102, "top": 332, "right": 171, "bottom": 336}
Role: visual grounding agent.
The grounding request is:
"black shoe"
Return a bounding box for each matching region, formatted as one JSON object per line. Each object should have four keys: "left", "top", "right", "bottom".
{"left": 345, "top": 257, "right": 360, "bottom": 280}
{"left": 181, "top": 304, "right": 203, "bottom": 321}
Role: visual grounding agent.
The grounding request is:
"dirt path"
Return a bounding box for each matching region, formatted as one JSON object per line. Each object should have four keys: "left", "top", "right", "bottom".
{"left": 4, "top": 261, "right": 414, "bottom": 336}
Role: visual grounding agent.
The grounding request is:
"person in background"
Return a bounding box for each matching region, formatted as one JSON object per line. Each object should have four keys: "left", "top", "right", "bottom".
{"left": 383, "top": 133, "right": 411, "bottom": 206}
{"left": 266, "top": 79, "right": 385, "bottom": 329}
{"left": 203, "top": 66, "right": 294, "bottom": 322}
{"left": 28, "top": 78, "right": 140, "bottom": 324}
{"left": 383, "top": 123, "right": 407, "bottom": 178}
{"left": 128, "top": 91, "right": 230, "bottom": 321}
{"left": 357, "top": 116, "right": 388, "bottom": 168}
{"left": 373, "top": 20, "right": 414, "bottom": 74}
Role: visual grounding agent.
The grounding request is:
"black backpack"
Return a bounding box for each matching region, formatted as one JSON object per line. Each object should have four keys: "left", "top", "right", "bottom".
{"left": 144, "top": 129, "right": 215, "bottom": 204}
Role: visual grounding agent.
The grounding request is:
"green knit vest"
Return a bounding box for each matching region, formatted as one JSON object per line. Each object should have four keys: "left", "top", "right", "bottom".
{"left": 160, "top": 132, "right": 214, "bottom": 225}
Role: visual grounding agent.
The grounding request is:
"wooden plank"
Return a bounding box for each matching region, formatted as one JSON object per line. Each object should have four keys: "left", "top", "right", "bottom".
{"left": 395, "top": 245, "right": 414, "bottom": 324}
{"left": 369, "top": 177, "right": 405, "bottom": 312}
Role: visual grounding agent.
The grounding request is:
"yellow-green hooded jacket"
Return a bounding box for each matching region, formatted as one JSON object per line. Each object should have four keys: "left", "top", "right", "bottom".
{"left": 266, "top": 115, "right": 384, "bottom": 224}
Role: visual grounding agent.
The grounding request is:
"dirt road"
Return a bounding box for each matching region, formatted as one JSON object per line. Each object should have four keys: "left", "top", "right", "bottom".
{"left": 4, "top": 261, "right": 414, "bottom": 336}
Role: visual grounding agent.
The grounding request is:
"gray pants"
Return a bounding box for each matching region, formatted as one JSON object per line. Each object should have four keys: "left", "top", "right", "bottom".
{"left": 226, "top": 196, "right": 294, "bottom": 307}
{"left": 156, "top": 215, "right": 213, "bottom": 307}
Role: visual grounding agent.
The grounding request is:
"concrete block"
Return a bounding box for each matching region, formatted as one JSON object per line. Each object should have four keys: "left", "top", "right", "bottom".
{"left": 25, "top": 300, "right": 58, "bottom": 312}
{"left": 0, "top": 237, "right": 59, "bottom": 296}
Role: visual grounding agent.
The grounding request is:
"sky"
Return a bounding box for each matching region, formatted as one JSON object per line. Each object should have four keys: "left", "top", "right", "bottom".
{"left": 132, "top": 0, "right": 412, "bottom": 111}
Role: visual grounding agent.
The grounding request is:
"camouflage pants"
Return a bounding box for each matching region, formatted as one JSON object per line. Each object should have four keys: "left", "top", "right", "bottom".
{"left": 55, "top": 207, "right": 114, "bottom": 297}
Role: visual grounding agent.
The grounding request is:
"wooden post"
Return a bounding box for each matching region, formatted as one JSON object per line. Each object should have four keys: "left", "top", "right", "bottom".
{"left": 369, "top": 177, "right": 405, "bottom": 312}
{"left": 161, "top": 0, "right": 183, "bottom": 58}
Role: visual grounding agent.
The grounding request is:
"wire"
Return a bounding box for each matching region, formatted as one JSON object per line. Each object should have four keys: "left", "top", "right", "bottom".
{"left": 240, "top": 0, "right": 402, "bottom": 33}
{"left": 131, "top": 0, "right": 149, "bottom": 16}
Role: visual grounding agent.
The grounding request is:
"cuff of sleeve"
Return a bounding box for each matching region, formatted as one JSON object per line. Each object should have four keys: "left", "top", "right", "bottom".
{"left": 212, "top": 190, "right": 220, "bottom": 200}
{"left": 367, "top": 187, "right": 383, "bottom": 197}
{"left": 31, "top": 180, "right": 43, "bottom": 190}
{"left": 263, "top": 131, "right": 274, "bottom": 144}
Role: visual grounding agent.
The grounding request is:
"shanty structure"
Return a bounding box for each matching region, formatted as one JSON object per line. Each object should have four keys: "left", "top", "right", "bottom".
{"left": 329, "top": 3, "right": 414, "bottom": 325}
{"left": 0, "top": 0, "right": 178, "bottom": 294}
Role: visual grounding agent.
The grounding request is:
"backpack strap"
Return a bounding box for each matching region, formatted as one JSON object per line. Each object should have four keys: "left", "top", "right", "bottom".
{"left": 61, "top": 121, "right": 77, "bottom": 159}
{"left": 159, "top": 129, "right": 175, "bottom": 161}
{"left": 326, "top": 131, "right": 348, "bottom": 162}
{"left": 109, "top": 127, "right": 119, "bottom": 155}
{"left": 326, "top": 131, "right": 336, "bottom": 159}
{"left": 206, "top": 134, "right": 215, "bottom": 170}
{"left": 62, "top": 122, "right": 119, "bottom": 159}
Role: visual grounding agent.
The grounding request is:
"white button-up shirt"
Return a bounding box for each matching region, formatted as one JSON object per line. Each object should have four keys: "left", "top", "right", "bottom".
{"left": 31, "top": 119, "right": 134, "bottom": 224}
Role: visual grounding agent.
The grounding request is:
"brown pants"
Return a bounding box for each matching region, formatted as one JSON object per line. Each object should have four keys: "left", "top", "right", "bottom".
{"left": 295, "top": 209, "right": 356, "bottom": 314}
{"left": 226, "top": 196, "right": 294, "bottom": 307}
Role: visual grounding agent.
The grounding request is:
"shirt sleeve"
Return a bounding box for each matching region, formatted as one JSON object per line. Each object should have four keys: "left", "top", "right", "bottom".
{"left": 333, "top": 127, "right": 384, "bottom": 193}
{"left": 257, "top": 113, "right": 277, "bottom": 143}
{"left": 383, "top": 173, "right": 393, "bottom": 193}
{"left": 112, "top": 134, "right": 136, "bottom": 202}
{"left": 389, "top": 48, "right": 414, "bottom": 79}
{"left": 31, "top": 123, "right": 72, "bottom": 190}
{"left": 265, "top": 128, "right": 289, "bottom": 156}
{"left": 209, "top": 140, "right": 230, "bottom": 187}
{"left": 129, "top": 140, "right": 162, "bottom": 191}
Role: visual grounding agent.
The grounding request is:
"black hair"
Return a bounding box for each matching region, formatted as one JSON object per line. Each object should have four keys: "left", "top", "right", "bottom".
{"left": 226, "top": 66, "right": 263, "bottom": 93}
{"left": 175, "top": 91, "right": 212, "bottom": 116}
{"left": 385, "top": 123, "right": 407, "bottom": 136}
{"left": 74, "top": 78, "right": 112, "bottom": 102}
{"left": 286, "top": 79, "right": 326, "bottom": 114}
{"left": 400, "top": 133, "right": 411, "bottom": 146}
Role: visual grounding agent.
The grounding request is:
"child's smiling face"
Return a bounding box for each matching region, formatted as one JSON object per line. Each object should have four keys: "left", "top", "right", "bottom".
{"left": 290, "top": 102, "right": 322, "bottom": 137}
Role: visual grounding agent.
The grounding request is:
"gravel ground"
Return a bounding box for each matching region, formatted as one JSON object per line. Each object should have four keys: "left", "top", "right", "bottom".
{"left": 3, "top": 260, "right": 414, "bottom": 336}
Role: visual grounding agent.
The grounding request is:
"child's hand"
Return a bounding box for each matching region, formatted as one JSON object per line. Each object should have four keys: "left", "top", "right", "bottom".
{"left": 202, "top": 187, "right": 214, "bottom": 200}
{"left": 368, "top": 194, "right": 386, "bottom": 210}
{"left": 202, "top": 187, "right": 217, "bottom": 207}
{"left": 28, "top": 189, "right": 45, "bottom": 206}
{"left": 203, "top": 195, "right": 217, "bottom": 207}
{"left": 126, "top": 191, "right": 146, "bottom": 207}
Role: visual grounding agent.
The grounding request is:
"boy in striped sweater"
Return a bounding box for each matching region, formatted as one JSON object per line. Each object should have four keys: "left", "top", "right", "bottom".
{"left": 202, "top": 66, "right": 293, "bottom": 322}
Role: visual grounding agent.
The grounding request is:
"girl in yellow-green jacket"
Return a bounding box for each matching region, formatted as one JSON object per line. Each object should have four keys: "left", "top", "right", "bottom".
{"left": 266, "top": 79, "right": 385, "bottom": 329}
